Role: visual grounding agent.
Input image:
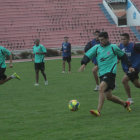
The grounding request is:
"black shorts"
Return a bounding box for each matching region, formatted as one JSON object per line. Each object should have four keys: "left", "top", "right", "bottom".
{"left": 0, "top": 68, "right": 7, "bottom": 80}
{"left": 63, "top": 56, "right": 71, "bottom": 62}
{"left": 127, "top": 71, "right": 139, "bottom": 82}
{"left": 34, "top": 62, "right": 45, "bottom": 71}
{"left": 100, "top": 73, "right": 116, "bottom": 92}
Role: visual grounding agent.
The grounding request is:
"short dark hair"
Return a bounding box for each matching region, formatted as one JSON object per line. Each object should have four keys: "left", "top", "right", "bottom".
{"left": 94, "top": 30, "right": 100, "bottom": 34}
{"left": 121, "top": 33, "right": 130, "bottom": 39}
{"left": 99, "top": 32, "right": 109, "bottom": 39}
{"left": 34, "top": 39, "right": 40, "bottom": 44}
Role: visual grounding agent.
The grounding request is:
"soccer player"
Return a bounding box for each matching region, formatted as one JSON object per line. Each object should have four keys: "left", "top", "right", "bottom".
{"left": 61, "top": 37, "right": 71, "bottom": 73}
{"left": 0, "top": 46, "right": 20, "bottom": 84}
{"left": 85, "top": 30, "right": 100, "bottom": 91}
{"left": 33, "top": 39, "right": 48, "bottom": 86}
{"left": 119, "top": 33, "right": 140, "bottom": 104}
{"left": 79, "top": 32, "right": 133, "bottom": 116}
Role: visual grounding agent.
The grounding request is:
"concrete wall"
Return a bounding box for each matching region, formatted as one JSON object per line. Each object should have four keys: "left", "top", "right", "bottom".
{"left": 103, "top": 0, "right": 118, "bottom": 25}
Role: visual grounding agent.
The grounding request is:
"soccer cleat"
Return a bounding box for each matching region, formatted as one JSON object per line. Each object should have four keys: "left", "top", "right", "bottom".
{"left": 12, "top": 73, "right": 21, "bottom": 80}
{"left": 90, "top": 110, "right": 100, "bottom": 117}
{"left": 94, "top": 85, "right": 99, "bottom": 91}
{"left": 45, "top": 81, "right": 48, "bottom": 85}
{"left": 124, "top": 101, "right": 131, "bottom": 112}
{"left": 34, "top": 83, "right": 39, "bottom": 86}
{"left": 127, "top": 98, "right": 134, "bottom": 105}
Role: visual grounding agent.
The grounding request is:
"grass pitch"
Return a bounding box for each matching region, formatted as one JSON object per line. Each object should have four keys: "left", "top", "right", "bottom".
{"left": 0, "top": 58, "right": 140, "bottom": 140}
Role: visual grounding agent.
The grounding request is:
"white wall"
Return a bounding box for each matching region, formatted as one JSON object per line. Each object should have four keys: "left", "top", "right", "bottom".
{"left": 127, "top": 0, "right": 140, "bottom": 26}
{"left": 103, "top": 0, "right": 118, "bottom": 25}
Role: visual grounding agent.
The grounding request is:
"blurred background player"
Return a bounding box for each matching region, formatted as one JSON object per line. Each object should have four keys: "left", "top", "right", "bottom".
{"left": 119, "top": 33, "right": 140, "bottom": 104}
{"left": 61, "top": 37, "right": 71, "bottom": 73}
{"left": 79, "top": 32, "right": 133, "bottom": 116}
{"left": 0, "top": 46, "right": 20, "bottom": 84}
{"left": 33, "top": 39, "right": 48, "bottom": 86}
{"left": 85, "top": 30, "right": 100, "bottom": 91}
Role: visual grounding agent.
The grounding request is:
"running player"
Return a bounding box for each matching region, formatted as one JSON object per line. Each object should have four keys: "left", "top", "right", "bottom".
{"left": 79, "top": 32, "right": 133, "bottom": 116}
{"left": 0, "top": 46, "right": 20, "bottom": 84}
{"left": 33, "top": 39, "right": 48, "bottom": 86}
{"left": 61, "top": 37, "right": 71, "bottom": 73}
{"left": 119, "top": 33, "right": 140, "bottom": 104}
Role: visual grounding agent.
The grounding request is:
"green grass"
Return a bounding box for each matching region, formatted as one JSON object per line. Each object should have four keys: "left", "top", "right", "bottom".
{"left": 0, "top": 58, "right": 140, "bottom": 140}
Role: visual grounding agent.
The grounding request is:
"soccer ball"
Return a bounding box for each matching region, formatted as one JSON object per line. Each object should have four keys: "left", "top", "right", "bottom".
{"left": 68, "top": 100, "right": 80, "bottom": 111}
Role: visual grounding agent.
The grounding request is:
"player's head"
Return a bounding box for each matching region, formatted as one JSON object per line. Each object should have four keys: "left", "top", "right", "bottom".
{"left": 121, "top": 33, "right": 130, "bottom": 46}
{"left": 64, "top": 36, "right": 69, "bottom": 42}
{"left": 93, "top": 30, "right": 100, "bottom": 40}
{"left": 35, "top": 39, "right": 40, "bottom": 46}
{"left": 99, "top": 32, "right": 109, "bottom": 46}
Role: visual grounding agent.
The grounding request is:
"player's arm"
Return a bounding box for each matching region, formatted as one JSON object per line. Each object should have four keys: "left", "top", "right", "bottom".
{"left": 32, "top": 47, "right": 35, "bottom": 61}
{"left": 3, "top": 48, "right": 13, "bottom": 68}
{"left": 113, "top": 45, "right": 134, "bottom": 72}
{"left": 79, "top": 46, "right": 97, "bottom": 72}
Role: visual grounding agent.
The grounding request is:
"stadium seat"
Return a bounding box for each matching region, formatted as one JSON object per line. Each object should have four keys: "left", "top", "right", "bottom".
{"left": 0, "top": 0, "right": 139, "bottom": 50}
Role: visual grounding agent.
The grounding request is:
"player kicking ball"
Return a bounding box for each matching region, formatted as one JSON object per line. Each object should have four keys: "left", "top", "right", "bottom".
{"left": 79, "top": 32, "right": 132, "bottom": 116}
{"left": 0, "top": 46, "right": 20, "bottom": 85}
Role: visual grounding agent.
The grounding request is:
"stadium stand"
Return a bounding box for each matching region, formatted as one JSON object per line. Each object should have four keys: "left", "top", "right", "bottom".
{"left": 132, "top": 0, "right": 140, "bottom": 11}
{"left": 0, "top": 0, "right": 139, "bottom": 50}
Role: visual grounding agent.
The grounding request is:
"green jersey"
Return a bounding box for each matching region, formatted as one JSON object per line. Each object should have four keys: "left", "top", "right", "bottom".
{"left": 0, "top": 46, "right": 11, "bottom": 68}
{"left": 33, "top": 44, "right": 47, "bottom": 63}
{"left": 85, "top": 44, "right": 124, "bottom": 77}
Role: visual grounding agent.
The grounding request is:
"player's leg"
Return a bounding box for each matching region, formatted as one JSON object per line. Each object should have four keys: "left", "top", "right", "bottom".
{"left": 0, "top": 68, "right": 10, "bottom": 84}
{"left": 0, "top": 68, "right": 20, "bottom": 84}
{"left": 122, "top": 74, "right": 133, "bottom": 103}
{"left": 40, "top": 63, "right": 48, "bottom": 85}
{"left": 92, "top": 65, "right": 99, "bottom": 91}
{"left": 97, "top": 81, "right": 107, "bottom": 112}
{"left": 0, "top": 76, "right": 12, "bottom": 84}
{"left": 41, "top": 70, "right": 48, "bottom": 85}
{"left": 105, "top": 90, "right": 131, "bottom": 111}
{"left": 90, "top": 81, "right": 106, "bottom": 116}
{"left": 41, "top": 70, "right": 47, "bottom": 80}
{"left": 105, "top": 90, "right": 125, "bottom": 105}
{"left": 34, "top": 63, "right": 39, "bottom": 86}
{"left": 67, "top": 56, "right": 71, "bottom": 73}
{"left": 62, "top": 57, "right": 66, "bottom": 73}
{"left": 35, "top": 70, "right": 39, "bottom": 85}
{"left": 0, "top": 73, "right": 20, "bottom": 85}
{"left": 133, "top": 79, "right": 140, "bottom": 88}
{"left": 131, "top": 71, "right": 140, "bottom": 88}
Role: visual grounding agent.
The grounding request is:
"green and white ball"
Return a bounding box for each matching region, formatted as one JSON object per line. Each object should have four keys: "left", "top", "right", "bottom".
{"left": 68, "top": 100, "right": 80, "bottom": 111}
